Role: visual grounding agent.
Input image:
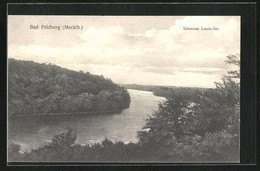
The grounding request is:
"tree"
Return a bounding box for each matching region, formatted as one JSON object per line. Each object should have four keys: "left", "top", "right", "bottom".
{"left": 8, "top": 143, "right": 22, "bottom": 161}
{"left": 138, "top": 54, "right": 240, "bottom": 161}
{"left": 8, "top": 59, "right": 131, "bottom": 115}
{"left": 22, "top": 127, "right": 77, "bottom": 161}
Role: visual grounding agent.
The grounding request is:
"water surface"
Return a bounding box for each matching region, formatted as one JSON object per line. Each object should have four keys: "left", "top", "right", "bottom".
{"left": 8, "top": 89, "right": 165, "bottom": 152}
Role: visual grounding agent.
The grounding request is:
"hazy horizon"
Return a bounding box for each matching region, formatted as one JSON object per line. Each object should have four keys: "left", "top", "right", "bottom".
{"left": 8, "top": 16, "right": 240, "bottom": 88}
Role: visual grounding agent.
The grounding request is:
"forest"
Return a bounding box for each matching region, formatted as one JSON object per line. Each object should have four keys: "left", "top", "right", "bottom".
{"left": 8, "top": 54, "right": 240, "bottom": 162}
{"left": 8, "top": 59, "right": 130, "bottom": 115}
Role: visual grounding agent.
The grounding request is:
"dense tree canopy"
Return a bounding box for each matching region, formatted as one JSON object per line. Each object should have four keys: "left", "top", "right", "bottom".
{"left": 8, "top": 59, "right": 130, "bottom": 115}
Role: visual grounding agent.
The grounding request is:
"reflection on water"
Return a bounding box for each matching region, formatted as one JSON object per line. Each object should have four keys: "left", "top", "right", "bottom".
{"left": 8, "top": 89, "right": 165, "bottom": 152}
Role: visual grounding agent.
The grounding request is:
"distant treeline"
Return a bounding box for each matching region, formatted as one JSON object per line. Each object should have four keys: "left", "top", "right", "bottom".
{"left": 121, "top": 84, "right": 211, "bottom": 100}
{"left": 8, "top": 59, "right": 130, "bottom": 115}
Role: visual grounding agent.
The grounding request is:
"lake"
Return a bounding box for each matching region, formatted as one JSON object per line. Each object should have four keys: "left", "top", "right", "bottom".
{"left": 8, "top": 89, "right": 166, "bottom": 152}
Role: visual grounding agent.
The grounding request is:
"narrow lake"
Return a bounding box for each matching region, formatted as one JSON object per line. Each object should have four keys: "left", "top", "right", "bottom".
{"left": 8, "top": 89, "right": 166, "bottom": 152}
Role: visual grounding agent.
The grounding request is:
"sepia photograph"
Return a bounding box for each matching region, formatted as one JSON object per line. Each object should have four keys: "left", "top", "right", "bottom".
{"left": 7, "top": 15, "right": 240, "bottom": 163}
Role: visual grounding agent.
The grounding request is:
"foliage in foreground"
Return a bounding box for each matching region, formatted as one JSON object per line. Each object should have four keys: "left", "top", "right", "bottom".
{"left": 8, "top": 54, "right": 240, "bottom": 162}
{"left": 137, "top": 54, "right": 240, "bottom": 162}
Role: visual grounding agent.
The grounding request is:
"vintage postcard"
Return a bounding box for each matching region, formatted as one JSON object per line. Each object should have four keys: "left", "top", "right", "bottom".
{"left": 8, "top": 15, "right": 240, "bottom": 163}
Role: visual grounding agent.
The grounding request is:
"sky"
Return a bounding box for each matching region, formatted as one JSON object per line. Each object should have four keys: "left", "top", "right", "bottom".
{"left": 8, "top": 16, "right": 240, "bottom": 88}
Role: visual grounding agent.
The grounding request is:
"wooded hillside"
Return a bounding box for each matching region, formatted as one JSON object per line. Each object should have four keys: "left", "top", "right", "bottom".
{"left": 8, "top": 59, "right": 130, "bottom": 115}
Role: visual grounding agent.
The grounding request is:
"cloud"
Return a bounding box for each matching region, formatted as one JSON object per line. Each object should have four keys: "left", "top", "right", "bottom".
{"left": 8, "top": 16, "right": 240, "bottom": 88}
